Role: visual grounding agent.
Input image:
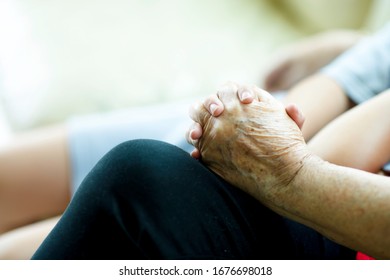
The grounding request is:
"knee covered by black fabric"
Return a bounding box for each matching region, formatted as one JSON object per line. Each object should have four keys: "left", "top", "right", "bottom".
{"left": 87, "top": 140, "right": 304, "bottom": 259}
{"left": 34, "top": 139, "right": 355, "bottom": 259}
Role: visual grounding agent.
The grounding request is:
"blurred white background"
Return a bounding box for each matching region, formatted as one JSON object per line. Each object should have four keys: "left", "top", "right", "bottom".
{"left": 0, "top": 0, "right": 387, "bottom": 136}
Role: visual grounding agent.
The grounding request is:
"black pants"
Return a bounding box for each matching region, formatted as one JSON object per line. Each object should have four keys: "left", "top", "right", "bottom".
{"left": 32, "top": 140, "right": 355, "bottom": 260}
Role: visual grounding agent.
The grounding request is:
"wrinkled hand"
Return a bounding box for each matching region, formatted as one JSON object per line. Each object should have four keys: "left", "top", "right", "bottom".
{"left": 186, "top": 82, "right": 310, "bottom": 203}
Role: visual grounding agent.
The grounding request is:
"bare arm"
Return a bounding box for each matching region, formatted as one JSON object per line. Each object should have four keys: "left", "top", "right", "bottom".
{"left": 283, "top": 74, "right": 354, "bottom": 141}
{"left": 308, "top": 89, "right": 390, "bottom": 172}
{"left": 281, "top": 24, "right": 390, "bottom": 143}
{"left": 262, "top": 30, "right": 363, "bottom": 92}
{"left": 283, "top": 155, "right": 390, "bottom": 259}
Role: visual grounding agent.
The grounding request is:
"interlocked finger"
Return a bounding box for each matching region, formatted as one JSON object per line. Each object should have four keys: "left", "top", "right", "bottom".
{"left": 185, "top": 122, "right": 203, "bottom": 147}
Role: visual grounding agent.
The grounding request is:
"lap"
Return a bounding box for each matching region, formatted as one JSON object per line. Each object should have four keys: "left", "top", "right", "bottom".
{"left": 33, "top": 140, "right": 355, "bottom": 259}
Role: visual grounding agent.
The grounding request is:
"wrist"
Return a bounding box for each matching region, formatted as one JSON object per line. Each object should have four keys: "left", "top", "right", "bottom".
{"left": 264, "top": 153, "right": 324, "bottom": 214}
{"left": 289, "top": 153, "right": 324, "bottom": 188}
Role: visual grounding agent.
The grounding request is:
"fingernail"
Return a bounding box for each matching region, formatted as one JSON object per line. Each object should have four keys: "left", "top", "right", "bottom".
{"left": 210, "top": 104, "right": 218, "bottom": 115}
{"left": 241, "top": 91, "right": 252, "bottom": 101}
{"left": 190, "top": 129, "right": 196, "bottom": 139}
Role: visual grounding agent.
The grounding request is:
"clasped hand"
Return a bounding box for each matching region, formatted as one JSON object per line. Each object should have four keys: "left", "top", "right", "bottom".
{"left": 186, "top": 82, "right": 310, "bottom": 204}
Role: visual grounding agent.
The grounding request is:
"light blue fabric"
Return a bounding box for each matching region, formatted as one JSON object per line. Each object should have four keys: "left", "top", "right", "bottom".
{"left": 321, "top": 23, "right": 390, "bottom": 104}
{"left": 67, "top": 99, "right": 194, "bottom": 194}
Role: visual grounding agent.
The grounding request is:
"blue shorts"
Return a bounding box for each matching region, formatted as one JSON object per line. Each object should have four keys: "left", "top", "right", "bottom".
{"left": 67, "top": 99, "right": 194, "bottom": 194}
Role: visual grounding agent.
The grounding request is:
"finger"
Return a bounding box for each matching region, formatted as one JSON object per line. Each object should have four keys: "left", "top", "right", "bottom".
{"left": 216, "top": 81, "right": 239, "bottom": 106}
{"left": 285, "top": 103, "right": 305, "bottom": 130}
{"left": 190, "top": 122, "right": 203, "bottom": 140}
{"left": 184, "top": 122, "right": 202, "bottom": 159}
{"left": 189, "top": 100, "right": 211, "bottom": 125}
{"left": 203, "top": 94, "right": 224, "bottom": 117}
{"left": 190, "top": 148, "right": 201, "bottom": 159}
{"left": 237, "top": 86, "right": 255, "bottom": 104}
{"left": 185, "top": 122, "right": 203, "bottom": 147}
{"left": 253, "top": 86, "right": 274, "bottom": 103}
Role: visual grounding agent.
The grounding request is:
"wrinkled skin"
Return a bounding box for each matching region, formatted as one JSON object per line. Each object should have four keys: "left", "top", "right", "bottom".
{"left": 189, "top": 84, "right": 311, "bottom": 206}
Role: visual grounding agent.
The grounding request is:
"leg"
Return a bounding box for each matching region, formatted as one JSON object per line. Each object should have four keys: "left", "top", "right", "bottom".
{"left": 0, "top": 102, "right": 192, "bottom": 258}
{"left": 0, "top": 125, "right": 71, "bottom": 233}
{"left": 308, "top": 89, "right": 390, "bottom": 173}
{"left": 0, "top": 216, "right": 60, "bottom": 259}
{"left": 0, "top": 100, "right": 194, "bottom": 229}
{"left": 33, "top": 140, "right": 355, "bottom": 259}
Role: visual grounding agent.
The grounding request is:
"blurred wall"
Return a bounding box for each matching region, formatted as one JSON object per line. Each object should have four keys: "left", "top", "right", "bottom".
{"left": 0, "top": 0, "right": 388, "bottom": 130}
{"left": 273, "top": 0, "right": 372, "bottom": 32}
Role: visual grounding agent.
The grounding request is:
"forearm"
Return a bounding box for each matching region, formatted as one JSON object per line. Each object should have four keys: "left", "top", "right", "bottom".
{"left": 295, "top": 30, "right": 364, "bottom": 72}
{"left": 263, "top": 29, "right": 363, "bottom": 92}
{"left": 308, "top": 89, "right": 390, "bottom": 172}
{"left": 267, "top": 155, "right": 390, "bottom": 259}
{"left": 284, "top": 74, "right": 354, "bottom": 140}
{"left": 311, "top": 29, "right": 364, "bottom": 59}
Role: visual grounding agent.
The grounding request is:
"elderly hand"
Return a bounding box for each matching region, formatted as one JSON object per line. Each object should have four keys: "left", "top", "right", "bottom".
{"left": 186, "top": 82, "right": 310, "bottom": 204}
